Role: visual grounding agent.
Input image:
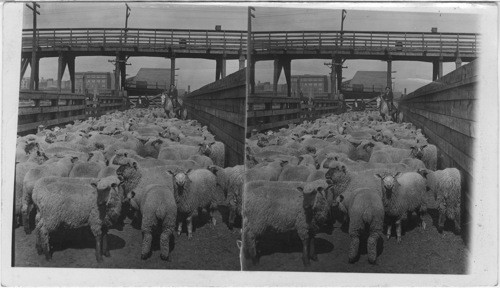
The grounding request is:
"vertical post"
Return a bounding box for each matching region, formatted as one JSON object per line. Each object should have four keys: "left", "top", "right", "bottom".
{"left": 273, "top": 58, "right": 283, "bottom": 96}
{"left": 283, "top": 58, "right": 291, "bottom": 97}
{"left": 67, "top": 55, "right": 75, "bottom": 93}
{"left": 387, "top": 60, "right": 392, "bottom": 90}
{"left": 34, "top": 57, "right": 40, "bottom": 90}
{"left": 170, "top": 57, "right": 176, "bottom": 86}
{"left": 57, "top": 52, "right": 66, "bottom": 92}
{"left": 335, "top": 56, "right": 342, "bottom": 96}
{"left": 438, "top": 57, "right": 443, "bottom": 79}
{"left": 247, "top": 7, "right": 255, "bottom": 96}
{"left": 221, "top": 54, "right": 227, "bottom": 78}
{"left": 115, "top": 53, "right": 120, "bottom": 93}
{"left": 239, "top": 53, "right": 245, "bottom": 70}
{"left": 455, "top": 56, "right": 462, "bottom": 69}
{"left": 120, "top": 55, "right": 126, "bottom": 90}
{"left": 432, "top": 60, "right": 439, "bottom": 81}
{"left": 28, "top": 2, "right": 40, "bottom": 91}
{"left": 216, "top": 57, "right": 222, "bottom": 81}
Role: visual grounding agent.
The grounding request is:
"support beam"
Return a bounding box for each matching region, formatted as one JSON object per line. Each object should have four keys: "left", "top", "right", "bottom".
{"left": 114, "top": 53, "right": 120, "bottom": 93}
{"left": 215, "top": 57, "right": 223, "bottom": 81}
{"left": 249, "top": 58, "right": 255, "bottom": 94}
{"left": 432, "top": 59, "right": 443, "bottom": 81}
{"left": 222, "top": 56, "right": 226, "bottom": 78}
{"left": 33, "top": 57, "right": 40, "bottom": 91}
{"left": 57, "top": 53, "right": 67, "bottom": 92}
{"left": 282, "top": 58, "right": 291, "bottom": 97}
{"left": 170, "top": 57, "right": 176, "bottom": 86}
{"left": 335, "top": 56, "right": 343, "bottom": 96}
{"left": 273, "top": 58, "right": 283, "bottom": 95}
{"left": 455, "top": 57, "right": 462, "bottom": 69}
{"left": 119, "top": 54, "right": 127, "bottom": 90}
{"left": 67, "top": 55, "right": 76, "bottom": 93}
{"left": 20, "top": 58, "right": 30, "bottom": 83}
{"left": 387, "top": 60, "right": 392, "bottom": 90}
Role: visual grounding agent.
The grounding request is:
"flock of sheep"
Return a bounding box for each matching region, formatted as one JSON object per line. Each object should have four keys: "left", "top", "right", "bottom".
{"left": 244, "top": 110, "right": 462, "bottom": 267}
{"left": 14, "top": 108, "right": 242, "bottom": 263}
{"left": 14, "top": 106, "right": 463, "bottom": 270}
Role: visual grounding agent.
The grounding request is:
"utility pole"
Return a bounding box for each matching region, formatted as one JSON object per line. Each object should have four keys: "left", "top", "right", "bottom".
{"left": 247, "top": 6, "right": 255, "bottom": 96}
{"left": 340, "top": 9, "right": 347, "bottom": 46}
{"left": 124, "top": 4, "right": 131, "bottom": 44}
{"left": 324, "top": 59, "right": 347, "bottom": 99}
{"left": 26, "top": 2, "right": 40, "bottom": 91}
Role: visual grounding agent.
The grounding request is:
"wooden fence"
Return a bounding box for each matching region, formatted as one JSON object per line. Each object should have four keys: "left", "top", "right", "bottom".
{"left": 18, "top": 91, "right": 124, "bottom": 134}
{"left": 183, "top": 69, "right": 245, "bottom": 167}
{"left": 399, "top": 60, "right": 477, "bottom": 238}
{"left": 247, "top": 95, "right": 344, "bottom": 134}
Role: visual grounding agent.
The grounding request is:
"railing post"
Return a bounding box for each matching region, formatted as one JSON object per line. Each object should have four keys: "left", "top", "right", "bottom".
{"left": 422, "top": 33, "right": 425, "bottom": 50}
{"left": 103, "top": 29, "right": 106, "bottom": 46}
{"left": 137, "top": 30, "right": 140, "bottom": 45}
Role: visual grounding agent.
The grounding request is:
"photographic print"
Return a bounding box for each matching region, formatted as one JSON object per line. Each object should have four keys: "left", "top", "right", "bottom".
{"left": 242, "top": 3, "right": 495, "bottom": 275}
{"left": 9, "top": 2, "right": 246, "bottom": 271}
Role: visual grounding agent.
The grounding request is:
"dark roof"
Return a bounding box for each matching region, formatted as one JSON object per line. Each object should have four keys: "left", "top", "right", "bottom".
{"left": 349, "top": 71, "right": 388, "bottom": 89}
{"left": 131, "top": 68, "right": 172, "bottom": 86}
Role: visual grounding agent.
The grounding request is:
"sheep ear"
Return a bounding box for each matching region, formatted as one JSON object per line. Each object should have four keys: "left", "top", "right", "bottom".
{"left": 410, "top": 146, "right": 416, "bottom": 150}
{"left": 326, "top": 179, "right": 333, "bottom": 185}
{"left": 37, "top": 150, "right": 41, "bottom": 156}
{"left": 341, "top": 165, "right": 346, "bottom": 173}
{"left": 280, "top": 160, "right": 288, "bottom": 167}
{"left": 167, "top": 170, "right": 175, "bottom": 176}
{"left": 90, "top": 182, "right": 98, "bottom": 188}
{"left": 132, "top": 162, "right": 138, "bottom": 170}
{"left": 375, "top": 173, "right": 383, "bottom": 179}
{"left": 111, "top": 183, "right": 118, "bottom": 188}
{"left": 186, "top": 169, "right": 192, "bottom": 174}
{"left": 422, "top": 145, "right": 427, "bottom": 149}
{"left": 296, "top": 187, "right": 304, "bottom": 193}
{"left": 394, "top": 172, "right": 401, "bottom": 178}
{"left": 315, "top": 163, "right": 320, "bottom": 170}
{"left": 338, "top": 195, "right": 344, "bottom": 202}
{"left": 334, "top": 156, "right": 339, "bottom": 161}
{"left": 71, "top": 156, "right": 79, "bottom": 163}
{"left": 236, "top": 240, "right": 242, "bottom": 250}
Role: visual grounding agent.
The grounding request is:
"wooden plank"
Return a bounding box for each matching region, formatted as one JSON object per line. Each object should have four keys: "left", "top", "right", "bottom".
{"left": 248, "top": 108, "right": 301, "bottom": 118}
{"left": 18, "top": 114, "right": 87, "bottom": 133}
{"left": 405, "top": 98, "right": 476, "bottom": 121}
{"left": 407, "top": 106, "right": 476, "bottom": 138}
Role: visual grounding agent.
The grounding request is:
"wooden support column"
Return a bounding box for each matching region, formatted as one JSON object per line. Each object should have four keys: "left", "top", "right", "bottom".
{"left": 222, "top": 56, "right": 227, "bottom": 78}
{"left": 170, "top": 57, "right": 176, "bottom": 86}
{"left": 282, "top": 58, "right": 291, "bottom": 97}
{"left": 438, "top": 58, "right": 443, "bottom": 79}
{"left": 20, "top": 58, "right": 30, "bottom": 84}
{"left": 67, "top": 55, "right": 76, "bottom": 93}
{"left": 119, "top": 55, "right": 127, "bottom": 90}
{"left": 216, "top": 57, "right": 223, "bottom": 81}
{"left": 32, "top": 57, "right": 40, "bottom": 91}
{"left": 249, "top": 58, "right": 255, "bottom": 94}
{"left": 335, "top": 56, "right": 343, "bottom": 96}
{"left": 455, "top": 57, "right": 462, "bottom": 69}
{"left": 114, "top": 53, "right": 120, "bottom": 93}
{"left": 57, "top": 53, "right": 67, "bottom": 92}
{"left": 273, "top": 58, "right": 283, "bottom": 95}
{"left": 432, "top": 60, "right": 439, "bottom": 81}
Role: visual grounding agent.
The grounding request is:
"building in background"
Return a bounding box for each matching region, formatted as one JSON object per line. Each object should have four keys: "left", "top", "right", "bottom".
{"left": 126, "top": 68, "right": 172, "bottom": 96}
{"left": 75, "top": 72, "right": 112, "bottom": 94}
{"left": 291, "top": 74, "right": 328, "bottom": 98}
{"left": 341, "top": 71, "right": 402, "bottom": 100}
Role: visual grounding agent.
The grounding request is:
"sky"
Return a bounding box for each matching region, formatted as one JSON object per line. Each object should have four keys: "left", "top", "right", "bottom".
{"left": 22, "top": 2, "right": 483, "bottom": 92}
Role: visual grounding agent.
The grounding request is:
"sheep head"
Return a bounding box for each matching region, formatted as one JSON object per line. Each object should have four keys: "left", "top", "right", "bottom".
{"left": 116, "top": 159, "right": 139, "bottom": 180}
{"left": 198, "top": 142, "right": 214, "bottom": 156}
{"left": 410, "top": 145, "right": 427, "bottom": 160}
{"left": 32, "top": 150, "right": 49, "bottom": 164}
{"left": 168, "top": 169, "right": 192, "bottom": 194}
{"left": 376, "top": 172, "right": 401, "bottom": 199}
{"left": 298, "top": 179, "right": 332, "bottom": 231}
{"left": 325, "top": 162, "right": 347, "bottom": 181}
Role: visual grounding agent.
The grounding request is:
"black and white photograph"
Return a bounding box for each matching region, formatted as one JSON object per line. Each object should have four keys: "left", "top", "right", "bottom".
{"left": 242, "top": 2, "right": 497, "bottom": 278}
{"left": 5, "top": 2, "right": 246, "bottom": 272}
{"left": 1, "top": 1, "right": 498, "bottom": 287}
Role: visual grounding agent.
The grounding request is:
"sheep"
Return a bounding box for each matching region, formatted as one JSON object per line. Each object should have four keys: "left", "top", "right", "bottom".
{"left": 375, "top": 172, "right": 428, "bottom": 243}
{"left": 242, "top": 179, "right": 333, "bottom": 267}
{"left": 168, "top": 168, "right": 220, "bottom": 239}
{"left": 14, "top": 151, "right": 49, "bottom": 227}
{"left": 370, "top": 147, "right": 411, "bottom": 163}
{"left": 400, "top": 157, "right": 426, "bottom": 171}
{"left": 245, "top": 160, "right": 288, "bottom": 181}
{"left": 128, "top": 183, "right": 177, "bottom": 261}
{"left": 418, "top": 168, "right": 462, "bottom": 234}
{"left": 207, "top": 165, "right": 245, "bottom": 230}
{"left": 22, "top": 155, "right": 79, "bottom": 234}
{"left": 199, "top": 141, "right": 226, "bottom": 167}
{"left": 336, "top": 187, "right": 384, "bottom": 264}
{"left": 278, "top": 163, "right": 315, "bottom": 182}
{"left": 69, "top": 151, "right": 106, "bottom": 178}
{"left": 32, "top": 176, "right": 127, "bottom": 262}
{"left": 410, "top": 144, "right": 437, "bottom": 171}
{"left": 188, "top": 154, "right": 214, "bottom": 168}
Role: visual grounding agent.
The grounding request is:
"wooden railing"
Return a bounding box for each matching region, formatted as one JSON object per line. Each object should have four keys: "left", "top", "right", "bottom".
{"left": 247, "top": 95, "right": 344, "bottom": 134}
{"left": 252, "top": 30, "right": 479, "bottom": 56}
{"left": 184, "top": 69, "right": 246, "bottom": 167}
{"left": 22, "top": 28, "right": 247, "bottom": 54}
{"left": 18, "top": 91, "right": 125, "bottom": 134}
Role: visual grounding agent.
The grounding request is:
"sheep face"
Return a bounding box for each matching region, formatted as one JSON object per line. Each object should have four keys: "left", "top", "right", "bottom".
{"left": 376, "top": 172, "right": 401, "bottom": 199}
{"left": 112, "top": 152, "right": 130, "bottom": 165}
{"left": 32, "top": 150, "right": 49, "bottom": 164}
{"left": 169, "top": 169, "right": 192, "bottom": 194}
{"left": 299, "top": 181, "right": 332, "bottom": 231}
{"left": 198, "top": 142, "right": 214, "bottom": 156}
{"left": 410, "top": 146, "right": 426, "bottom": 160}
{"left": 45, "top": 133, "right": 56, "bottom": 144}
{"left": 116, "top": 161, "right": 138, "bottom": 180}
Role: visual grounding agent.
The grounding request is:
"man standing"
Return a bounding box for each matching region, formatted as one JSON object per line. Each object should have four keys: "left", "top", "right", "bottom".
{"left": 384, "top": 86, "right": 394, "bottom": 112}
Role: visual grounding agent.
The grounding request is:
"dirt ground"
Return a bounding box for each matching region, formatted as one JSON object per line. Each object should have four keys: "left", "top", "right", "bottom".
{"left": 12, "top": 211, "right": 241, "bottom": 270}
{"left": 242, "top": 210, "right": 468, "bottom": 273}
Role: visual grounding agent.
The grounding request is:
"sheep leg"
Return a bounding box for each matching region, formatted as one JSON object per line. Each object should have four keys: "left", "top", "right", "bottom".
{"left": 160, "top": 223, "right": 174, "bottom": 261}
{"left": 386, "top": 224, "right": 392, "bottom": 240}
{"left": 454, "top": 211, "right": 462, "bottom": 234}
{"left": 35, "top": 221, "right": 43, "bottom": 255}
{"left": 40, "top": 224, "right": 52, "bottom": 261}
{"left": 348, "top": 230, "right": 360, "bottom": 264}
{"left": 301, "top": 236, "right": 311, "bottom": 267}
{"left": 177, "top": 220, "right": 183, "bottom": 236}
{"left": 228, "top": 207, "right": 236, "bottom": 230}
{"left": 187, "top": 215, "right": 193, "bottom": 240}
{"left": 245, "top": 232, "right": 259, "bottom": 265}
{"left": 21, "top": 201, "right": 32, "bottom": 234}
{"left": 367, "top": 231, "right": 379, "bottom": 264}
{"left": 94, "top": 232, "right": 104, "bottom": 263}
{"left": 309, "top": 234, "right": 318, "bottom": 261}
{"left": 209, "top": 208, "right": 217, "bottom": 227}
{"left": 437, "top": 211, "right": 446, "bottom": 234}
{"left": 395, "top": 219, "right": 402, "bottom": 243}
{"left": 102, "top": 228, "right": 110, "bottom": 257}
{"left": 141, "top": 231, "right": 153, "bottom": 260}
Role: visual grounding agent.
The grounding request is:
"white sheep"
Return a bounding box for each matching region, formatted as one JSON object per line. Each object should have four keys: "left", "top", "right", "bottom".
{"left": 22, "top": 155, "right": 79, "bottom": 234}
{"left": 199, "top": 141, "right": 226, "bottom": 167}
{"left": 410, "top": 144, "right": 437, "bottom": 171}
{"left": 375, "top": 172, "right": 428, "bottom": 243}
{"left": 242, "top": 180, "right": 333, "bottom": 267}
{"left": 32, "top": 176, "right": 126, "bottom": 262}
{"left": 168, "top": 168, "right": 221, "bottom": 239}
{"left": 336, "top": 187, "right": 384, "bottom": 264}
{"left": 418, "top": 168, "right": 462, "bottom": 234}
